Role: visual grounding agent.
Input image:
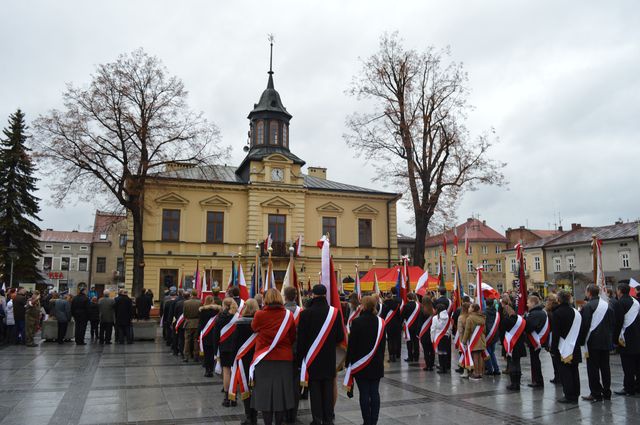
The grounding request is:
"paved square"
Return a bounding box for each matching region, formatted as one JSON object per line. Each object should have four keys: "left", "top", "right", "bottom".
{"left": 0, "top": 331, "right": 638, "bottom": 425}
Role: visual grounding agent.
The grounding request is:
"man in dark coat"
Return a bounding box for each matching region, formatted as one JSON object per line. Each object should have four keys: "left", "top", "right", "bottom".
{"left": 162, "top": 289, "right": 177, "bottom": 347}
{"left": 401, "top": 292, "right": 420, "bottom": 362}
{"left": 580, "top": 285, "right": 614, "bottom": 401}
{"left": 71, "top": 288, "right": 90, "bottom": 345}
{"left": 525, "top": 295, "right": 548, "bottom": 388}
{"left": 136, "top": 288, "right": 152, "bottom": 320}
{"left": 297, "top": 285, "right": 345, "bottom": 425}
{"left": 172, "top": 290, "right": 186, "bottom": 356}
{"left": 114, "top": 290, "right": 133, "bottom": 344}
{"left": 613, "top": 283, "right": 640, "bottom": 396}
{"left": 380, "top": 288, "right": 402, "bottom": 362}
{"left": 98, "top": 290, "right": 115, "bottom": 344}
{"left": 550, "top": 290, "right": 584, "bottom": 403}
{"left": 13, "top": 289, "right": 27, "bottom": 344}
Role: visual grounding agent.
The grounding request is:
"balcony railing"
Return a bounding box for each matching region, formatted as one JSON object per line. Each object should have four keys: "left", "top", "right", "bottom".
{"left": 260, "top": 241, "right": 289, "bottom": 257}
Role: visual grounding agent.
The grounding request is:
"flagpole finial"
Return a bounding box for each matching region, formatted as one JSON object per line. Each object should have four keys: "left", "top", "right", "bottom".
{"left": 267, "top": 33, "right": 275, "bottom": 75}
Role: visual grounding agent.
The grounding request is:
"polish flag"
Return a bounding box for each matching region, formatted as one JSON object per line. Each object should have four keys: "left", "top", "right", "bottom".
{"left": 317, "top": 235, "right": 347, "bottom": 347}
{"left": 464, "top": 226, "right": 470, "bottom": 256}
{"left": 238, "top": 264, "right": 249, "bottom": 301}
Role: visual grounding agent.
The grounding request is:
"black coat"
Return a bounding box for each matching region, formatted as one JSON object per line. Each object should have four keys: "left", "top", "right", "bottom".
{"left": 71, "top": 293, "right": 90, "bottom": 322}
{"left": 173, "top": 297, "right": 185, "bottom": 323}
{"left": 614, "top": 295, "right": 640, "bottom": 354}
{"left": 163, "top": 298, "right": 176, "bottom": 323}
{"left": 297, "top": 297, "right": 345, "bottom": 380}
{"left": 381, "top": 297, "right": 402, "bottom": 334}
{"left": 345, "top": 311, "right": 385, "bottom": 380}
{"left": 88, "top": 302, "right": 100, "bottom": 322}
{"left": 401, "top": 301, "right": 419, "bottom": 334}
{"left": 198, "top": 305, "right": 218, "bottom": 347}
{"left": 484, "top": 305, "right": 499, "bottom": 345}
{"left": 136, "top": 294, "right": 152, "bottom": 319}
{"left": 114, "top": 295, "right": 133, "bottom": 326}
{"left": 213, "top": 310, "right": 235, "bottom": 353}
{"left": 417, "top": 311, "right": 433, "bottom": 347}
{"left": 550, "top": 303, "right": 584, "bottom": 364}
{"left": 580, "top": 297, "right": 615, "bottom": 351}
{"left": 233, "top": 316, "right": 256, "bottom": 377}
{"left": 500, "top": 310, "right": 526, "bottom": 358}
{"left": 525, "top": 305, "right": 548, "bottom": 348}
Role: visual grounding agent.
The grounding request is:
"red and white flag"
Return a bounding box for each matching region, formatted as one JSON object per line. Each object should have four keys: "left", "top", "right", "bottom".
{"left": 592, "top": 238, "right": 608, "bottom": 300}
{"left": 464, "top": 226, "right": 470, "bottom": 256}
{"left": 238, "top": 264, "right": 249, "bottom": 301}
{"left": 453, "top": 227, "right": 459, "bottom": 255}
{"left": 265, "top": 233, "right": 273, "bottom": 251}
{"left": 317, "top": 235, "right": 347, "bottom": 347}
{"left": 630, "top": 278, "right": 640, "bottom": 297}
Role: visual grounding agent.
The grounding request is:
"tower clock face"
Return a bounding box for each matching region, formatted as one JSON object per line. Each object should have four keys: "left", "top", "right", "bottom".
{"left": 271, "top": 168, "right": 284, "bottom": 182}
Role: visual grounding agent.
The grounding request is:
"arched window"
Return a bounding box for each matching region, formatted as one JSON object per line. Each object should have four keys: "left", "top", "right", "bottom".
{"left": 271, "top": 120, "right": 279, "bottom": 145}
{"left": 283, "top": 124, "right": 288, "bottom": 147}
{"left": 256, "top": 121, "right": 264, "bottom": 145}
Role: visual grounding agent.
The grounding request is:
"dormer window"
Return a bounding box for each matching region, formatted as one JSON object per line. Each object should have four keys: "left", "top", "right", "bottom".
{"left": 271, "top": 120, "right": 279, "bottom": 145}
{"left": 283, "top": 124, "right": 288, "bottom": 147}
{"left": 256, "top": 121, "right": 264, "bottom": 145}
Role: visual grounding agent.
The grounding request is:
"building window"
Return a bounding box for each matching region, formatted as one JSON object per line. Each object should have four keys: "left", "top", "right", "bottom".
{"left": 206, "top": 211, "right": 224, "bottom": 244}
{"left": 620, "top": 251, "right": 630, "bottom": 269}
{"left": 534, "top": 256, "right": 541, "bottom": 271}
{"left": 468, "top": 245, "right": 473, "bottom": 254}
{"left": 43, "top": 257, "right": 53, "bottom": 272}
{"left": 481, "top": 245, "right": 488, "bottom": 254}
{"left": 116, "top": 257, "right": 124, "bottom": 277}
{"left": 271, "top": 120, "right": 279, "bottom": 145}
{"left": 495, "top": 245, "right": 502, "bottom": 254}
{"left": 322, "top": 217, "right": 337, "bottom": 245}
{"left": 553, "top": 257, "right": 561, "bottom": 272}
{"left": 510, "top": 258, "right": 517, "bottom": 273}
{"left": 119, "top": 234, "right": 127, "bottom": 248}
{"left": 283, "top": 124, "right": 288, "bottom": 147}
{"left": 96, "top": 257, "right": 106, "bottom": 273}
{"left": 496, "top": 259, "right": 502, "bottom": 272}
{"left": 80, "top": 246, "right": 88, "bottom": 251}
{"left": 62, "top": 245, "right": 70, "bottom": 251}
{"left": 443, "top": 261, "right": 447, "bottom": 276}
{"left": 358, "top": 219, "right": 372, "bottom": 248}
{"left": 61, "top": 257, "right": 70, "bottom": 271}
{"left": 467, "top": 260, "right": 473, "bottom": 272}
{"left": 99, "top": 234, "right": 107, "bottom": 241}
{"left": 44, "top": 244, "right": 53, "bottom": 250}
{"left": 268, "top": 214, "right": 286, "bottom": 243}
{"left": 162, "top": 209, "right": 181, "bottom": 241}
{"left": 482, "top": 259, "right": 489, "bottom": 270}
{"left": 567, "top": 256, "right": 575, "bottom": 271}
{"left": 497, "top": 283, "right": 504, "bottom": 293}
{"left": 78, "top": 257, "right": 88, "bottom": 272}
{"left": 256, "top": 121, "right": 264, "bottom": 145}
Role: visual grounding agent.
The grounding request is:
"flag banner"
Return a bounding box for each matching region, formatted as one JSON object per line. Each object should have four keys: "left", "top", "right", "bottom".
{"left": 515, "top": 243, "right": 528, "bottom": 315}
{"left": 238, "top": 263, "right": 249, "bottom": 301}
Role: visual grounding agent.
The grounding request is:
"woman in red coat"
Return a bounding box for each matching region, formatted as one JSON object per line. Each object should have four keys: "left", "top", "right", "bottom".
{"left": 251, "top": 288, "right": 296, "bottom": 425}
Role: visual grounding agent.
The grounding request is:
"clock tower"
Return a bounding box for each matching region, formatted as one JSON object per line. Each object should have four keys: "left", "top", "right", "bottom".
{"left": 236, "top": 39, "right": 305, "bottom": 186}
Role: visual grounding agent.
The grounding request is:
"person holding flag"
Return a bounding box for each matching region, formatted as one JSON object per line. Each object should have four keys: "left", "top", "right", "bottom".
{"left": 524, "top": 295, "right": 549, "bottom": 389}
{"left": 198, "top": 295, "right": 221, "bottom": 378}
{"left": 401, "top": 292, "right": 420, "bottom": 363}
{"left": 344, "top": 296, "right": 386, "bottom": 425}
{"left": 462, "top": 303, "right": 487, "bottom": 381}
{"left": 297, "top": 284, "right": 345, "bottom": 425}
{"left": 381, "top": 286, "right": 402, "bottom": 362}
{"left": 500, "top": 295, "right": 527, "bottom": 391}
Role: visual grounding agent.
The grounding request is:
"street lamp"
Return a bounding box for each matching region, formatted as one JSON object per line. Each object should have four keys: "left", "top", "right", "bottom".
{"left": 7, "top": 244, "right": 18, "bottom": 288}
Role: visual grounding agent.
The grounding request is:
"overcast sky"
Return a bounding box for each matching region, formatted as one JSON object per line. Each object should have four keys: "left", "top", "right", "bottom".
{"left": 2, "top": 0, "right": 639, "bottom": 237}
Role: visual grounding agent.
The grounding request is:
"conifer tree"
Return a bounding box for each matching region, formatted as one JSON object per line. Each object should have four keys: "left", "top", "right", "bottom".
{"left": 0, "top": 109, "right": 42, "bottom": 286}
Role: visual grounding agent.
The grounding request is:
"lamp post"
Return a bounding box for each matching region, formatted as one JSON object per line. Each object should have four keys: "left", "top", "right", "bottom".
{"left": 8, "top": 244, "right": 18, "bottom": 288}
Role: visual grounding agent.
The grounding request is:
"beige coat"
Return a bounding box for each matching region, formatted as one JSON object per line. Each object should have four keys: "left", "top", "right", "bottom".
{"left": 462, "top": 312, "right": 487, "bottom": 351}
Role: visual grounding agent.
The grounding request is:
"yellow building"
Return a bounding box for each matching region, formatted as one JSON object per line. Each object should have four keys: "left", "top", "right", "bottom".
{"left": 425, "top": 218, "right": 508, "bottom": 293}
{"left": 124, "top": 64, "right": 400, "bottom": 297}
{"left": 503, "top": 245, "right": 547, "bottom": 295}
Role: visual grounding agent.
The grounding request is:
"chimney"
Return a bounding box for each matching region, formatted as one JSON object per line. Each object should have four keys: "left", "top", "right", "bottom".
{"left": 519, "top": 225, "right": 525, "bottom": 229}
{"left": 558, "top": 225, "right": 563, "bottom": 232}
{"left": 307, "top": 167, "right": 327, "bottom": 180}
{"left": 571, "top": 223, "right": 582, "bottom": 231}
{"left": 482, "top": 220, "right": 486, "bottom": 226}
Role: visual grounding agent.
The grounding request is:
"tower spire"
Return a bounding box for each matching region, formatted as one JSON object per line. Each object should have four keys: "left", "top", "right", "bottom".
{"left": 267, "top": 34, "right": 275, "bottom": 89}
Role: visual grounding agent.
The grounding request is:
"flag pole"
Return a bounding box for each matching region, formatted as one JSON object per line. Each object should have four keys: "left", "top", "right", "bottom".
{"left": 591, "top": 234, "right": 597, "bottom": 286}
{"left": 255, "top": 242, "right": 260, "bottom": 296}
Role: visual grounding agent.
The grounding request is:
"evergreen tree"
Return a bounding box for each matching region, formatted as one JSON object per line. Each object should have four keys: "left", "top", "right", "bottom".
{"left": 0, "top": 109, "right": 42, "bottom": 286}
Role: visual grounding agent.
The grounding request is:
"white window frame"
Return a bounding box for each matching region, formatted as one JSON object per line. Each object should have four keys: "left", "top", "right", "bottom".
{"left": 510, "top": 258, "right": 517, "bottom": 273}
{"left": 495, "top": 245, "right": 502, "bottom": 254}
{"left": 553, "top": 257, "right": 562, "bottom": 272}
{"left": 566, "top": 256, "right": 575, "bottom": 271}
{"left": 496, "top": 259, "right": 502, "bottom": 272}
{"left": 482, "top": 259, "right": 489, "bottom": 270}
{"left": 467, "top": 260, "right": 473, "bottom": 272}
{"left": 44, "top": 244, "right": 53, "bottom": 250}
{"left": 482, "top": 245, "right": 488, "bottom": 254}
{"left": 62, "top": 245, "right": 71, "bottom": 251}
{"left": 79, "top": 246, "right": 88, "bottom": 251}
{"left": 620, "top": 251, "right": 630, "bottom": 269}
{"left": 534, "top": 256, "right": 541, "bottom": 271}
{"left": 78, "top": 256, "right": 89, "bottom": 272}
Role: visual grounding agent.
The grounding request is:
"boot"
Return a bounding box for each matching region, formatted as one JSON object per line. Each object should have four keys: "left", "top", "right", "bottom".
{"left": 222, "top": 392, "right": 231, "bottom": 407}
{"left": 506, "top": 373, "right": 520, "bottom": 391}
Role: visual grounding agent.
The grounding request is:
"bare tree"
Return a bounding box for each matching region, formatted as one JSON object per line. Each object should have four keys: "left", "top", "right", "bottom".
{"left": 346, "top": 33, "right": 505, "bottom": 267}
{"left": 33, "top": 49, "right": 228, "bottom": 295}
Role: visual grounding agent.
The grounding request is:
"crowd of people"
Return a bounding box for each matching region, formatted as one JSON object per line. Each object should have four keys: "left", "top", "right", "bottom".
{"left": 0, "top": 286, "right": 155, "bottom": 345}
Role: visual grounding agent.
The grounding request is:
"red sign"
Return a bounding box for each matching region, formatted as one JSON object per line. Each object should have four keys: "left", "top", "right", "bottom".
{"left": 48, "top": 272, "right": 65, "bottom": 279}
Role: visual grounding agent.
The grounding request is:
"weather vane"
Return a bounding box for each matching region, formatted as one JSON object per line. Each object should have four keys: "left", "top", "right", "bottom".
{"left": 268, "top": 33, "right": 275, "bottom": 74}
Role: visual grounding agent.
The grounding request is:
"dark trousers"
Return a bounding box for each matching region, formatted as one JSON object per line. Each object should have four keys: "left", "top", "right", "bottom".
{"left": 386, "top": 329, "right": 401, "bottom": 359}
{"left": 163, "top": 321, "right": 172, "bottom": 345}
{"left": 551, "top": 352, "right": 561, "bottom": 382}
{"left": 309, "top": 378, "right": 334, "bottom": 424}
{"left": 203, "top": 344, "right": 215, "bottom": 374}
{"left": 559, "top": 362, "right": 580, "bottom": 401}
{"left": 117, "top": 324, "right": 133, "bottom": 344}
{"left": 529, "top": 347, "right": 543, "bottom": 384}
{"left": 420, "top": 337, "right": 435, "bottom": 368}
{"left": 75, "top": 319, "right": 88, "bottom": 344}
{"left": 406, "top": 334, "right": 420, "bottom": 361}
{"left": 586, "top": 349, "right": 611, "bottom": 398}
{"left": 486, "top": 342, "right": 500, "bottom": 373}
{"left": 620, "top": 353, "right": 640, "bottom": 394}
{"left": 57, "top": 321, "right": 68, "bottom": 344}
{"left": 507, "top": 355, "right": 521, "bottom": 374}
{"left": 90, "top": 320, "right": 99, "bottom": 339}
{"left": 15, "top": 319, "right": 25, "bottom": 343}
{"left": 285, "top": 364, "right": 301, "bottom": 423}
{"left": 355, "top": 377, "right": 380, "bottom": 425}
{"left": 100, "top": 322, "right": 113, "bottom": 343}
{"left": 172, "top": 328, "right": 184, "bottom": 354}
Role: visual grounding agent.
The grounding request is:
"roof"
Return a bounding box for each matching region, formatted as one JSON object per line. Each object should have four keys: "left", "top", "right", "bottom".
{"left": 92, "top": 211, "right": 127, "bottom": 242}
{"left": 530, "top": 229, "right": 564, "bottom": 238}
{"left": 151, "top": 164, "right": 397, "bottom": 196}
{"left": 236, "top": 146, "right": 306, "bottom": 175}
{"left": 544, "top": 222, "right": 639, "bottom": 247}
{"left": 504, "top": 233, "right": 567, "bottom": 252}
{"left": 39, "top": 230, "right": 93, "bottom": 244}
{"left": 425, "top": 218, "right": 508, "bottom": 247}
{"left": 248, "top": 73, "right": 292, "bottom": 119}
{"left": 397, "top": 233, "right": 416, "bottom": 243}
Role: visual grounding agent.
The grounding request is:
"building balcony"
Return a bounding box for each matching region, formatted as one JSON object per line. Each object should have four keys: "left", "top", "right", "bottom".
{"left": 261, "top": 241, "right": 290, "bottom": 257}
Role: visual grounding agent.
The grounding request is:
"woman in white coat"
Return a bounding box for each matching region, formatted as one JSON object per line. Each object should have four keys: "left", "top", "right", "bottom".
{"left": 430, "top": 302, "right": 452, "bottom": 374}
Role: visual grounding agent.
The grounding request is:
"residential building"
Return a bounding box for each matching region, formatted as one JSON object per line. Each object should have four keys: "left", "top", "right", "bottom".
{"left": 505, "top": 225, "right": 565, "bottom": 247}
{"left": 90, "top": 211, "right": 128, "bottom": 297}
{"left": 123, "top": 62, "right": 400, "bottom": 295}
{"left": 425, "top": 218, "right": 509, "bottom": 293}
{"left": 398, "top": 233, "right": 416, "bottom": 260}
{"left": 38, "top": 229, "right": 93, "bottom": 295}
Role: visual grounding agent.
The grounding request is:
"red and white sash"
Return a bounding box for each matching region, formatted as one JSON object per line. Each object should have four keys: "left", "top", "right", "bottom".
{"left": 249, "top": 309, "right": 294, "bottom": 383}
{"left": 503, "top": 315, "right": 526, "bottom": 357}
{"left": 220, "top": 300, "right": 245, "bottom": 344}
{"left": 464, "top": 325, "right": 486, "bottom": 368}
{"left": 486, "top": 311, "right": 501, "bottom": 345}
{"left": 527, "top": 315, "right": 550, "bottom": 351}
{"left": 347, "top": 306, "right": 362, "bottom": 333}
{"left": 446, "top": 299, "right": 454, "bottom": 315}
{"left": 383, "top": 305, "right": 399, "bottom": 325}
{"left": 343, "top": 316, "right": 385, "bottom": 390}
{"left": 403, "top": 303, "right": 420, "bottom": 340}
{"left": 174, "top": 314, "right": 185, "bottom": 332}
{"left": 558, "top": 308, "right": 582, "bottom": 363}
{"left": 582, "top": 298, "right": 608, "bottom": 358}
{"left": 199, "top": 316, "right": 216, "bottom": 352}
{"left": 300, "top": 306, "right": 339, "bottom": 386}
{"left": 618, "top": 298, "right": 639, "bottom": 347}
{"left": 229, "top": 333, "right": 257, "bottom": 401}
{"left": 432, "top": 315, "right": 451, "bottom": 348}
{"left": 419, "top": 315, "right": 433, "bottom": 339}
{"left": 292, "top": 305, "right": 303, "bottom": 324}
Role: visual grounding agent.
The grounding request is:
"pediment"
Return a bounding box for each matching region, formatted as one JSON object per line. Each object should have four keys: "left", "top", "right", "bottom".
{"left": 154, "top": 192, "right": 189, "bottom": 206}
{"left": 261, "top": 196, "right": 295, "bottom": 209}
{"left": 316, "top": 202, "right": 344, "bottom": 214}
{"left": 352, "top": 204, "right": 379, "bottom": 216}
{"left": 199, "top": 195, "right": 233, "bottom": 209}
{"left": 265, "top": 154, "right": 290, "bottom": 163}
